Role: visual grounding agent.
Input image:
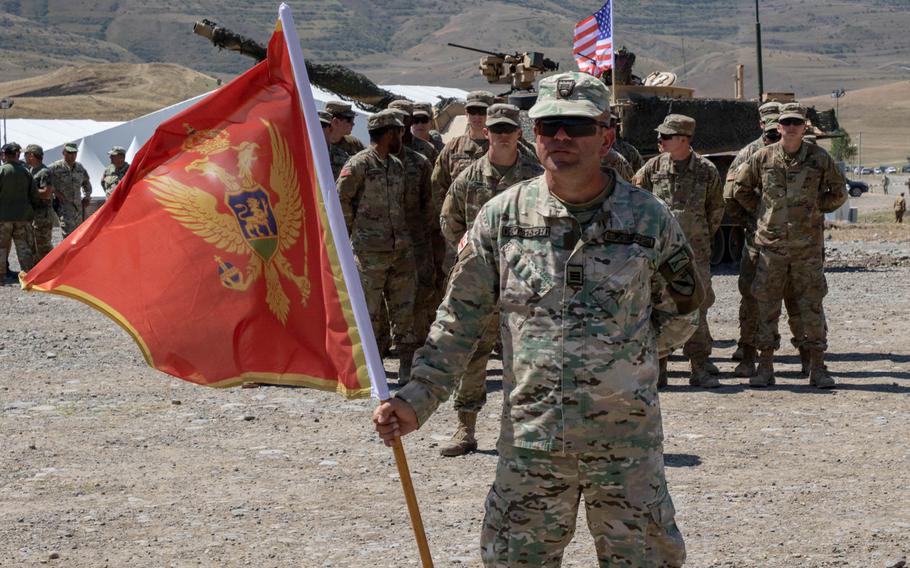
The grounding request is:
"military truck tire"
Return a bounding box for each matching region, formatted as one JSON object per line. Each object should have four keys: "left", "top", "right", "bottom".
{"left": 711, "top": 228, "right": 726, "bottom": 266}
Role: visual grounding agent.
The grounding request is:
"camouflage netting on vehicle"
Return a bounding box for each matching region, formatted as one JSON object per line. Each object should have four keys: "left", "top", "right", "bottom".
{"left": 307, "top": 63, "right": 400, "bottom": 111}
{"left": 622, "top": 97, "right": 760, "bottom": 157}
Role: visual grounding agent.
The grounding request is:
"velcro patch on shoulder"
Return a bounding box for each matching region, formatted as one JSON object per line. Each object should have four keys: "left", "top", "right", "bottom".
{"left": 501, "top": 225, "right": 550, "bottom": 238}
{"left": 666, "top": 248, "right": 691, "bottom": 274}
{"left": 670, "top": 270, "right": 696, "bottom": 296}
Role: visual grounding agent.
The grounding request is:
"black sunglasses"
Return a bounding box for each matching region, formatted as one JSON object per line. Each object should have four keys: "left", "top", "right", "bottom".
{"left": 488, "top": 123, "right": 519, "bottom": 135}
{"left": 466, "top": 107, "right": 487, "bottom": 116}
{"left": 412, "top": 115, "right": 430, "bottom": 124}
{"left": 658, "top": 133, "right": 675, "bottom": 141}
{"left": 779, "top": 118, "right": 805, "bottom": 126}
{"left": 536, "top": 118, "right": 606, "bottom": 138}
{"left": 764, "top": 130, "right": 781, "bottom": 141}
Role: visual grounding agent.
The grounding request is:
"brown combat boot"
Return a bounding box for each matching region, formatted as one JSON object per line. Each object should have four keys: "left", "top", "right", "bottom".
{"left": 689, "top": 358, "right": 721, "bottom": 388}
{"left": 731, "top": 345, "right": 745, "bottom": 361}
{"left": 398, "top": 348, "right": 414, "bottom": 386}
{"left": 439, "top": 412, "right": 478, "bottom": 457}
{"left": 808, "top": 350, "right": 836, "bottom": 389}
{"left": 657, "top": 357, "right": 668, "bottom": 388}
{"left": 734, "top": 346, "right": 757, "bottom": 377}
{"left": 704, "top": 360, "right": 721, "bottom": 375}
{"left": 750, "top": 349, "right": 775, "bottom": 387}
{"left": 798, "top": 346, "right": 811, "bottom": 377}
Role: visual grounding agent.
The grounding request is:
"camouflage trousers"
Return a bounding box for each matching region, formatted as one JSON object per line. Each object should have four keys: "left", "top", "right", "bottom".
{"left": 481, "top": 445, "right": 686, "bottom": 567}
{"left": 0, "top": 221, "right": 37, "bottom": 274}
{"left": 681, "top": 257, "right": 714, "bottom": 361}
{"left": 375, "top": 243, "right": 436, "bottom": 350}
{"left": 32, "top": 205, "right": 57, "bottom": 262}
{"left": 58, "top": 197, "right": 84, "bottom": 237}
{"left": 751, "top": 247, "right": 828, "bottom": 352}
{"left": 897, "top": 211, "right": 904, "bottom": 223}
{"left": 355, "top": 248, "right": 417, "bottom": 352}
{"left": 739, "top": 243, "right": 811, "bottom": 349}
{"left": 453, "top": 313, "right": 498, "bottom": 413}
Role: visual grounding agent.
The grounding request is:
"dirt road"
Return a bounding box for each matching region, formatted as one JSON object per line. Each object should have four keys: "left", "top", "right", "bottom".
{"left": 1, "top": 235, "right": 908, "bottom": 567}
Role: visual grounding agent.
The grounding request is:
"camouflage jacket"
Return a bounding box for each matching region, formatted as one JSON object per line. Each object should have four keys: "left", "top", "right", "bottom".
{"left": 633, "top": 151, "right": 724, "bottom": 262}
{"left": 336, "top": 134, "right": 365, "bottom": 156}
{"left": 431, "top": 133, "right": 489, "bottom": 213}
{"left": 723, "top": 136, "right": 766, "bottom": 228}
{"left": 613, "top": 137, "right": 644, "bottom": 173}
{"left": 732, "top": 141, "right": 847, "bottom": 252}
{"left": 336, "top": 147, "right": 411, "bottom": 252}
{"left": 328, "top": 142, "right": 349, "bottom": 181}
{"left": 28, "top": 163, "right": 53, "bottom": 207}
{"left": 394, "top": 145, "right": 434, "bottom": 247}
{"left": 397, "top": 174, "right": 703, "bottom": 454}
{"left": 47, "top": 159, "right": 92, "bottom": 203}
{"left": 0, "top": 162, "right": 40, "bottom": 222}
{"left": 101, "top": 162, "right": 129, "bottom": 198}
{"left": 440, "top": 151, "right": 543, "bottom": 248}
{"left": 601, "top": 149, "right": 634, "bottom": 180}
{"left": 407, "top": 136, "right": 438, "bottom": 166}
{"left": 895, "top": 196, "right": 906, "bottom": 212}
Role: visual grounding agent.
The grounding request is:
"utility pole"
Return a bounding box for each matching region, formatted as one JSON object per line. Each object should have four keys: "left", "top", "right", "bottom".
{"left": 831, "top": 88, "right": 845, "bottom": 120}
{"left": 858, "top": 132, "right": 863, "bottom": 171}
{"left": 681, "top": 37, "right": 687, "bottom": 81}
{"left": 755, "top": 0, "right": 764, "bottom": 100}
{"left": 0, "top": 98, "right": 13, "bottom": 145}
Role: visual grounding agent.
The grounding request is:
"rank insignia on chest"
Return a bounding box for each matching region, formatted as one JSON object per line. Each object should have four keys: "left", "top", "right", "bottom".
{"left": 566, "top": 264, "right": 584, "bottom": 287}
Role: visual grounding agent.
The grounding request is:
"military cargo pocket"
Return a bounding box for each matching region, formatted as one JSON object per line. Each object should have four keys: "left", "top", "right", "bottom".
{"left": 501, "top": 242, "right": 555, "bottom": 330}
{"left": 590, "top": 256, "right": 649, "bottom": 335}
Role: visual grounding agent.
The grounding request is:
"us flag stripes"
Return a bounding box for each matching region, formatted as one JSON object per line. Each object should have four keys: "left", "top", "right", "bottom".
{"left": 573, "top": 1, "right": 614, "bottom": 76}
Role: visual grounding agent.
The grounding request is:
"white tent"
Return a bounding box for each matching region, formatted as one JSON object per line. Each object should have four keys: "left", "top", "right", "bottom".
{"left": 2, "top": 118, "right": 121, "bottom": 155}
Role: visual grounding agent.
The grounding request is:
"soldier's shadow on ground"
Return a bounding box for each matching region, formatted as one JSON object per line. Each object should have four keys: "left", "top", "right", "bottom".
{"left": 664, "top": 454, "right": 702, "bottom": 468}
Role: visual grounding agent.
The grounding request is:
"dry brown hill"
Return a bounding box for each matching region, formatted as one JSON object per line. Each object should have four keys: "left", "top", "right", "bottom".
{"left": 0, "top": 63, "right": 220, "bottom": 121}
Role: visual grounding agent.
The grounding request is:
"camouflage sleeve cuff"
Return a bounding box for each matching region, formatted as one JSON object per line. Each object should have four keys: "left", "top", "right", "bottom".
{"left": 395, "top": 379, "right": 441, "bottom": 427}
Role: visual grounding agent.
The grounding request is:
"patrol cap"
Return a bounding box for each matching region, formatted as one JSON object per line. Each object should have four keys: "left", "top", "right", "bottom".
{"left": 485, "top": 103, "right": 520, "bottom": 127}
{"left": 388, "top": 108, "right": 410, "bottom": 123}
{"left": 778, "top": 102, "right": 807, "bottom": 122}
{"left": 655, "top": 114, "right": 696, "bottom": 137}
{"left": 464, "top": 90, "right": 495, "bottom": 109}
{"left": 63, "top": 142, "right": 79, "bottom": 152}
{"left": 758, "top": 101, "right": 781, "bottom": 122}
{"left": 318, "top": 110, "right": 332, "bottom": 125}
{"left": 325, "top": 100, "right": 355, "bottom": 118}
{"left": 387, "top": 99, "right": 414, "bottom": 115}
{"left": 25, "top": 143, "right": 43, "bottom": 156}
{"left": 5, "top": 141, "right": 21, "bottom": 152}
{"left": 1, "top": 143, "right": 17, "bottom": 154}
{"left": 528, "top": 72, "right": 611, "bottom": 120}
{"left": 367, "top": 109, "right": 404, "bottom": 131}
{"left": 762, "top": 117, "right": 779, "bottom": 131}
{"left": 108, "top": 146, "right": 126, "bottom": 156}
{"left": 412, "top": 102, "right": 433, "bottom": 118}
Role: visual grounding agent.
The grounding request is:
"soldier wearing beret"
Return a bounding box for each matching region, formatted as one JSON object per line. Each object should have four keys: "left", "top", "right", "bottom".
{"left": 732, "top": 102, "right": 847, "bottom": 388}
{"left": 23, "top": 144, "right": 56, "bottom": 262}
{"left": 48, "top": 142, "right": 92, "bottom": 237}
{"left": 375, "top": 72, "right": 701, "bottom": 566}
{"left": 633, "top": 114, "right": 724, "bottom": 388}
{"left": 336, "top": 110, "right": 419, "bottom": 382}
{"left": 101, "top": 146, "right": 130, "bottom": 199}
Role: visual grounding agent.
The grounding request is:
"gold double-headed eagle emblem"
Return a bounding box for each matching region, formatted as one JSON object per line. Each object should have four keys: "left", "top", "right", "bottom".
{"left": 147, "top": 119, "right": 311, "bottom": 324}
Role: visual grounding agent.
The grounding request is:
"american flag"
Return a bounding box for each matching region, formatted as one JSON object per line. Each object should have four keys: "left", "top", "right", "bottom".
{"left": 574, "top": 1, "right": 613, "bottom": 76}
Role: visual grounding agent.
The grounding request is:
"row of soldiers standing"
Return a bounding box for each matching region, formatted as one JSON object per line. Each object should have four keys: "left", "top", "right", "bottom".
{"left": 0, "top": 141, "right": 131, "bottom": 280}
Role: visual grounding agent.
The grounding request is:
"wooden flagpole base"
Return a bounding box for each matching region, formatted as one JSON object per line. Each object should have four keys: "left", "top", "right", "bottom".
{"left": 391, "top": 435, "right": 434, "bottom": 567}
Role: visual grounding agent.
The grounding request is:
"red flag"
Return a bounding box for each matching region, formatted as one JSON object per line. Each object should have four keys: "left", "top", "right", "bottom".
{"left": 21, "top": 21, "right": 373, "bottom": 397}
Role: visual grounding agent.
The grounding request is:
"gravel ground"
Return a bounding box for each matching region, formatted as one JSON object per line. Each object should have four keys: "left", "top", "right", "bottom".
{"left": 1, "top": 230, "right": 908, "bottom": 567}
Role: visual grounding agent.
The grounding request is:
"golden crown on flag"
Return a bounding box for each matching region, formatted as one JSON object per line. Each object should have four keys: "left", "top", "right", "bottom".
{"left": 181, "top": 123, "right": 232, "bottom": 156}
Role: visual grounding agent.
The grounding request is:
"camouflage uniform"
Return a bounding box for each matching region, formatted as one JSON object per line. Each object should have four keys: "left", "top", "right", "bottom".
{"left": 396, "top": 73, "right": 697, "bottom": 567}
{"left": 336, "top": 131, "right": 417, "bottom": 356}
{"left": 336, "top": 134, "right": 365, "bottom": 156}
{"left": 732, "top": 105, "right": 847, "bottom": 387}
{"left": 633, "top": 142, "right": 723, "bottom": 379}
{"left": 601, "top": 148, "right": 634, "bottom": 180}
{"left": 428, "top": 130, "right": 445, "bottom": 152}
{"left": 613, "top": 136, "right": 643, "bottom": 173}
{"left": 328, "top": 143, "right": 349, "bottom": 181}
{"left": 28, "top": 161, "right": 56, "bottom": 262}
{"left": 0, "top": 160, "right": 41, "bottom": 274}
{"left": 48, "top": 150, "right": 92, "bottom": 237}
{"left": 894, "top": 194, "right": 906, "bottom": 223}
{"left": 101, "top": 162, "right": 129, "bottom": 198}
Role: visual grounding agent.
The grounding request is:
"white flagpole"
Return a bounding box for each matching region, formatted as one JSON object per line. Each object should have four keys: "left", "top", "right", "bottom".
{"left": 277, "top": 5, "right": 434, "bottom": 567}
{"left": 277, "top": 3, "right": 388, "bottom": 401}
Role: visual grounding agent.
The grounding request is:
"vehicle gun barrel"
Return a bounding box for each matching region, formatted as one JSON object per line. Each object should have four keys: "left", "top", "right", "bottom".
{"left": 446, "top": 43, "right": 505, "bottom": 58}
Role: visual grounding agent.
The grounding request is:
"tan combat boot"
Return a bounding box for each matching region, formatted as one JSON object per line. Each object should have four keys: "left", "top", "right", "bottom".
{"left": 750, "top": 349, "right": 775, "bottom": 387}
{"left": 657, "top": 357, "right": 668, "bottom": 388}
{"left": 439, "top": 412, "right": 478, "bottom": 457}
{"left": 398, "top": 348, "right": 414, "bottom": 386}
{"left": 798, "top": 346, "right": 811, "bottom": 377}
{"left": 808, "top": 350, "right": 835, "bottom": 389}
{"left": 734, "top": 346, "right": 757, "bottom": 377}
{"left": 690, "top": 358, "right": 721, "bottom": 388}
{"left": 731, "top": 345, "right": 745, "bottom": 361}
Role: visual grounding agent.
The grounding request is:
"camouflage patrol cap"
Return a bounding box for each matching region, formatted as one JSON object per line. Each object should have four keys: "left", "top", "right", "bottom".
{"left": 367, "top": 109, "right": 404, "bottom": 131}
{"left": 387, "top": 99, "right": 414, "bottom": 115}
{"left": 464, "top": 90, "right": 495, "bottom": 109}
{"left": 655, "top": 114, "right": 696, "bottom": 136}
{"left": 6, "top": 141, "right": 21, "bottom": 152}
{"left": 779, "top": 102, "right": 807, "bottom": 122}
{"left": 318, "top": 110, "right": 332, "bottom": 125}
{"left": 411, "top": 102, "right": 433, "bottom": 118}
{"left": 325, "top": 100, "right": 356, "bottom": 118}
{"left": 762, "top": 117, "right": 779, "bottom": 131}
{"left": 388, "top": 108, "right": 410, "bottom": 123}
{"left": 63, "top": 142, "right": 78, "bottom": 152}
{"left": 528, "top": 72, "right": 611, "bottom": 120}
{"left": 485, "top": 103, "right": 520, "bottom": 127}
{"left": 1, "top": 143, "right": 17, "bottom": 154}
{"left": 758, "top": 101, "right": 781, "bottom": 123}
{"left": 24, "top": 144, "right": 43, "bottom": 156}
{"left": 108, "top": 146, "right": 126, "bottom": 156}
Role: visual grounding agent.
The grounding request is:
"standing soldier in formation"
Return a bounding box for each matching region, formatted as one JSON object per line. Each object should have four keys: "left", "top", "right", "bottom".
{"left": 436, "top": 103, "right": 543, "bottom": 457}
{"left": 388, "top": 99, "right": 438, "bottom": 165}
{"left": 325, "top": 100, "right": 365, "bottom": 156}
{"left": 611, "top": 112, "right": 644, "bottom": 173}
{"left": 375, "top": 72, "right": 699, "bottom": 567}
{"left": 410, "top": 102, "right": 445, "bottom": 153}
{"left": 601, "top": 145, "right": 635, "bottom": 180}
{"left": 732, "top": 102, "right": 846, "bottom": 388}
{"left": 895, "top": 193, "right": 906, "bottom": 223}
{"left": 0, "top": 143, "right": 41, "bottom": 278}
{"left": 48, "top": 142, "right": 92, "bottom": 237}
{"left": 23, "top": 145, "right": 56, "bottom": 263}
{"left": 335, "top": 110, "right": 418, "bottom": 382}
{"left": 101, "top": 146, "right": 129, "bottom": 199}
{"left": 633, "top": 114, "right": 724, "bottom": 388}
{"left": 320, "top": 110, "right": 349, "bottom": 179}
{"left": 881, "top": 173, "right": 890, "bottom": 194}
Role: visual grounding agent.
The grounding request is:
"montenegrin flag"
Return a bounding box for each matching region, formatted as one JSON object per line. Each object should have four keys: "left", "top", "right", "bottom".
{"left": 21, "top": 4, "right": 390, "bottom": 400}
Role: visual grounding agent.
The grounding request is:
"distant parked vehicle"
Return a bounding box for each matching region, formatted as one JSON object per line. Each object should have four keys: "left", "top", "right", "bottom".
{"left": 846, "top": 179, "right": 869, "bottom": 197}
{"left": 886, "top": 166, "right": 897, "bottom": 174}
{"left": 861, "top": 167, "right": 873, "bottom": 175}
{"left": 873, "top": 167, "right": 883, "bottom": 174}
{"left": 853, "top": 166, "right": 862, "bottom": 174}
{"left": 902, "top": 165, "right": 910, "bottom": 173}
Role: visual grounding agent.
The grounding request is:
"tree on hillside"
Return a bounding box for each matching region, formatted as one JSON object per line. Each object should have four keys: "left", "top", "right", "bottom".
{"left": 829, "top": 129, "right": 858, "bottom": 163}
